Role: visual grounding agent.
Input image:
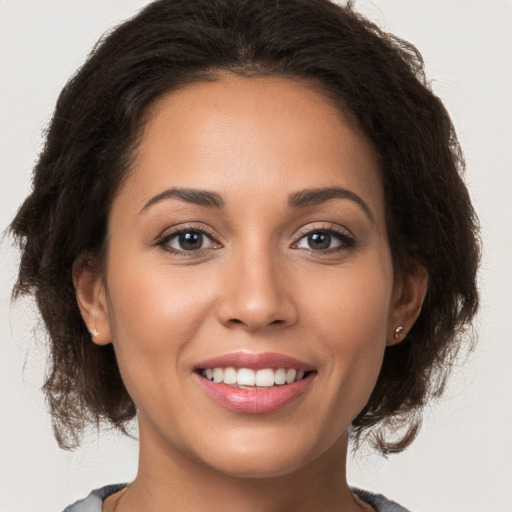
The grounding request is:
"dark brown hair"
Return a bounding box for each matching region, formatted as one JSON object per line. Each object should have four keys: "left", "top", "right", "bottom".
{"left": 10, "top": 0, "right": 479, "bottom": 453}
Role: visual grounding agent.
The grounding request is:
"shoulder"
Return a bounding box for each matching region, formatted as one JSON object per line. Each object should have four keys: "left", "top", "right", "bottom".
{"left": 61, "top": 484, "right": 127, "bottom": 512}
{"left": 61, "top": 484, "right": 409, "bottom": 512}
{"left": 353, "top": 488, "right": 412, "bottom": 512}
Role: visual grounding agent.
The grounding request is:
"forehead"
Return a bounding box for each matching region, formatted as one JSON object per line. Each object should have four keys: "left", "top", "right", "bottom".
{"left": 117, "top": 74, "right": 385, "bottom": 225}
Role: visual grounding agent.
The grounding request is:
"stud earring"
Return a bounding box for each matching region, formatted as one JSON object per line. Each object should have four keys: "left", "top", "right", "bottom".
{"left": 90, "top": 329, "right": 99, "bottom": 339}
{"left": 394, "top": 325, "right": 405, "bottom": 339}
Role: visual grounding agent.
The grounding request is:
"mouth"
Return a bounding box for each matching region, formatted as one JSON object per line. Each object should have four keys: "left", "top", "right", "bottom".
{"left": 194, "top": 352, "right": 316, "bottom": 414}
{"left": 197, "top": 367, "right": 313, "bottom": 389}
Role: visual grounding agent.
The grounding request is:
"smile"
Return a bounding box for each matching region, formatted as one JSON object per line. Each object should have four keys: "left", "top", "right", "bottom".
{"left": 195, "top": 352, "right": 316, "bottom": 413}
{"left": 200, "top": 367, "right": 309, "bottom": 388}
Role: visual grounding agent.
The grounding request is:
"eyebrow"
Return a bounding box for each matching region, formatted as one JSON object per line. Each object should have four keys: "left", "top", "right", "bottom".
{"left": 140, "top": 185, "right": 373, "bottom": 221}
{"left": 140, "top": 187, "right": 225, "bottom": 213}
{"left": 288, "top": 187, "right": 374, "bottom": 222}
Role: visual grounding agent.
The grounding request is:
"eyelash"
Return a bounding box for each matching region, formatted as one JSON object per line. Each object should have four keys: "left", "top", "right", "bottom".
{"left": 156, "top": 225, "right": 219, "bottom": 256}
{"left": 156, "top": 223, "right": 356, "bottom": 256}
{"left": 293, "top": 224, "right": 356, "bottom": 254}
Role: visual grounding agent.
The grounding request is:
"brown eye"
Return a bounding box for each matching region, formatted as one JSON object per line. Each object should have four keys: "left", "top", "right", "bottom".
{"left": 176, "top": 232, "right": 203, "bottom": 250}
{"left": 161, "top": 229, "right": 217, "bottom": 252}
{"left": 306, "top": 232, "right": 332, "bottom": 250}
{"left": 295, "top": 228, "right": 355, "bottom": 252}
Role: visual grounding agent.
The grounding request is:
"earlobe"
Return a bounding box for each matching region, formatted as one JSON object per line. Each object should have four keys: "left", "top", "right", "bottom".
{"left": 387, "top": 263, "right": 429, "bottom": 346}
{"left": 72, "top": 254, "right": 112, "bottom": 346}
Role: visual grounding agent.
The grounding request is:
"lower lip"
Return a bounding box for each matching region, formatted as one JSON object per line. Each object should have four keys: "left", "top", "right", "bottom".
{"left": 196, "top": 373, "right": 314, "bottom": 414}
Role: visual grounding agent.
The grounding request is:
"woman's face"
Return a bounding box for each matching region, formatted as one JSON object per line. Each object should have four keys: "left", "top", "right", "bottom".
{"left": 82, "top": 75, "right": 412, "bottom": 477}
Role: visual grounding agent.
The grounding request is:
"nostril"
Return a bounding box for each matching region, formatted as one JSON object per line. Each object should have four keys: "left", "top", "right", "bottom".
{"left": 217, "top": 290, "right": 299, "bottom": 331}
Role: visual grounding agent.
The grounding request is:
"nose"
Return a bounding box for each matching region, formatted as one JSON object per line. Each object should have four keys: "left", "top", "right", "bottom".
{"left": 216, "top": 246, "right": 298, "bottom": 332}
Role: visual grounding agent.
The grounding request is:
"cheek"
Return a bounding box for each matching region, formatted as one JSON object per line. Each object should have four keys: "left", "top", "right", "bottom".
{"left": 104, "top": 259, "right": 215, "bottom": 396}
{"left": 305, "top": 261, "right": 392, "bottom": 346}
{"left": 303, "top": 262, "right": 392, "bottom": 410}
{"left": 109, "top": 269, "right": 209, "bottom": 339}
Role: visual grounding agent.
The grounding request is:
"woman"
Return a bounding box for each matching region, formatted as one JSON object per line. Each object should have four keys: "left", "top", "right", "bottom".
{"left": 9, "top": 0, "right": 479, "bottom": 511}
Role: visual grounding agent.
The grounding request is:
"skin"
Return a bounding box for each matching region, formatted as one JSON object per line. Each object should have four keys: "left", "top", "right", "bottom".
{"left": 75, "top": 75, "right": 427, "bottom": 512}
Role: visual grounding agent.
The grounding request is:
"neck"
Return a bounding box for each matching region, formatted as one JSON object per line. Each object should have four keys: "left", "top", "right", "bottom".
{"left": 116, "top": 420, "right": 367, "bottom": 512}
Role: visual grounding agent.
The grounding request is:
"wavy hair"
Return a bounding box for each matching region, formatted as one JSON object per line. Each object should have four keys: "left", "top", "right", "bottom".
{"left": 10, "top": 0, "right": 479, "bottom": 453}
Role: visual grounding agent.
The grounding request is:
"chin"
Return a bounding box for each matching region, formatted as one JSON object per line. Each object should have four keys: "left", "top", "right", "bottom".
{"left": 190, "top": 426, "right": 335, "bottom": 479}
{"left": 203, "top": 451, "right": 310, "bottom": 479}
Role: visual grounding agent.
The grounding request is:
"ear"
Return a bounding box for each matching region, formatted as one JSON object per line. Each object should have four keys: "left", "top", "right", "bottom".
{"left": 72, "top": 254, "right": 112, "bottom": 346}
{"left": 387, "top": 262, "right": 429, "bottom": 346}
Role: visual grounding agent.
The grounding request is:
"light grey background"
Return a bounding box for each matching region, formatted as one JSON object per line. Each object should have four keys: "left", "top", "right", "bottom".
{"left": 1, "top": 1, "right": 511, "bottom": 511}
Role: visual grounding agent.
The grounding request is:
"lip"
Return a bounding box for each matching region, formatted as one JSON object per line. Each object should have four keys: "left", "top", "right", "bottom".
{"left": 195, "top": 351, "right": 315, "bottom": 371}
{"left": 196, "top": 372, "right": 315, "bottom": 414}
{"left": 194, "top": 351, "right": 316, "bottom": 414}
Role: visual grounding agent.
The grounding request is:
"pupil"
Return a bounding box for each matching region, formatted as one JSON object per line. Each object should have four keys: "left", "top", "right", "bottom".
{"left": 309, "top": 232, "right": 330, "bottom": 250}
{"left": 179, "top": 232, "right": 202, "bottom": 250}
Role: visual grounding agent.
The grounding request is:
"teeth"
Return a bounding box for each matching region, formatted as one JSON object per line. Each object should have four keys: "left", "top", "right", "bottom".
{"left": 213, "top": 368, "right": 224, "bottom": 383}
{"left": 255, "top": 369, "right": 275, "bottom": 387}
{"left": 274, "top": 368, "right": 286, "bottom": 385}
{"left": 285, "top": 368, "right": 297, "bottom": 384}
{"left": 201, "top": 367, "right": 309, "bottom": 387}
{"left": 223, "top": 367, "right": 237, "bottom": 385}
{"left": 237, "top": 368, "right": 256, "bottom": 386}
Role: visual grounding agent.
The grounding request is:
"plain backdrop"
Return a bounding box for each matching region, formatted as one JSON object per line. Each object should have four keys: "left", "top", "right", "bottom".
{"left": 1, "top": 1, "right": 511, "bottom": 511}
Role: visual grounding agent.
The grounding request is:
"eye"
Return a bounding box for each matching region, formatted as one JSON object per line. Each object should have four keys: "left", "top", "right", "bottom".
{"left": 157, "top": 227, "right": 219, "bottom": 254}
{"left": 295, "top": 227, "right": 355, "bottom": 252}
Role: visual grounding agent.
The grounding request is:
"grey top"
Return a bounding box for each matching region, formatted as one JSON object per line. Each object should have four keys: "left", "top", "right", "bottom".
{"left": 62, "top": 484, "right": 411, "bottom": 511}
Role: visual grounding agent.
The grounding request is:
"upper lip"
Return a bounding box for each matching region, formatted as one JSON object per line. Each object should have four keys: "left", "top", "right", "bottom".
{"left": 195, "top": 351, "right": 315, "bottom": 371}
